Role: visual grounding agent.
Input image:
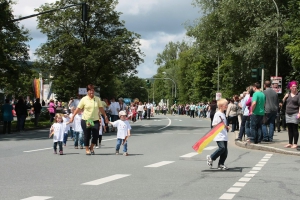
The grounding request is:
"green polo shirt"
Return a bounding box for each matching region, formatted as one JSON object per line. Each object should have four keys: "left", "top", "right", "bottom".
{"left": 252, "top": 91, "right": 265, "bottom": 116}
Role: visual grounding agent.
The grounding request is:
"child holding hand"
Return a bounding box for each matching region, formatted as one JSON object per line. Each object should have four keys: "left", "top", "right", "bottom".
{"left": 109, "top": 111, "right": 131, "bottom": 156}
{"left": 50, "top": 113, "right": 66, "bottom": 155}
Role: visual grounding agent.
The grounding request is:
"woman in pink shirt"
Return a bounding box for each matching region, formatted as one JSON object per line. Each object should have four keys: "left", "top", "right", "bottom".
{"left": 48, "top": 99, "right": 56, "bottom": 123}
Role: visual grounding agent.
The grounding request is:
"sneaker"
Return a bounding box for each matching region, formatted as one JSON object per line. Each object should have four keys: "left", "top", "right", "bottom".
{"left": 54, "top": 150, "right": 57, "bottom": 154}
{"left": 59, "top": 151, "right": 63, "bottom": 155}
{"left": 123, "top": 152, "right": 128, "bottom": 156}
{"left": 116, "top": 150, "right": 119, "bottom": 155}
{"left": 95, "top": 146, "right": 99, "bottom": 149}
{"left": 206, "top": 155, "right": 213, "bottom": 168}
{"left": 218, "top": 165, "right": 228, "bottom": 170}
{"left": 80, "top": 146, "right": 83, "bottom": 149}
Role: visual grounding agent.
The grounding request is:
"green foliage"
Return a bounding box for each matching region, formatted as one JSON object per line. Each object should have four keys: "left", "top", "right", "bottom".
{"left": 0, "top": 0, "right": 31, "bottom": 96}
{"left": 34, "top": 0, "right": 144, "bottom": 101}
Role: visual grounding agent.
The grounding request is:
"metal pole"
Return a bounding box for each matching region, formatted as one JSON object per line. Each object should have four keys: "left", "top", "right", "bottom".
{"left": 153, "top": 82, "right": 154, "bottom": 104}
{"left": 272, "top": 0, "right": 279, "bottom": 77}
{"left": 218, "top": 54, "right": 220, "bottom": 92}
{"left": 261, "top": 68, "right": 264, "bottom": 90}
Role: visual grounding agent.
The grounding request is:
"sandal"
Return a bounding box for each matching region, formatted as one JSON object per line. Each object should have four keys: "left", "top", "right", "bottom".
{"left": 284, "top": 144, "right": 292, "bottom": 148}
{"left": 291, "top": 144, "right": 298, "bottom": 149}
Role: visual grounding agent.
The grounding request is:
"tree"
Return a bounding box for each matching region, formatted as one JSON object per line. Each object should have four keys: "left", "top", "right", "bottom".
{"left": 34, "top": 0, "right": 143, "bottom": 101}
{"left": 0, "top": 0, "right": 31, "bottom": 94}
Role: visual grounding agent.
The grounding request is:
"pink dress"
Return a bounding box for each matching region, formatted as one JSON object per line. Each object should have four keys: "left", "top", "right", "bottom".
{"left": 246, "top": 97, "right": 252, "bottom": 115}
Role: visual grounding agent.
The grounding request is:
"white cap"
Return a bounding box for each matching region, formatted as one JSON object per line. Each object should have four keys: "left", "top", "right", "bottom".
{"left": 119, "top": 111, "right": 126, "bottom": 116}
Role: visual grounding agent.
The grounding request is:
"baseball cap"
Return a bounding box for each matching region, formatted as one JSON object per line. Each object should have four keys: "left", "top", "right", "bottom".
{"left": 119, "top": 111, "right": 126, "bottom": 116}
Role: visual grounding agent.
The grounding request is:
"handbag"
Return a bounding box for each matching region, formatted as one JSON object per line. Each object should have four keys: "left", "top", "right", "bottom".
{"left": 86, "top": 98, "right": 95, "bottom": 128}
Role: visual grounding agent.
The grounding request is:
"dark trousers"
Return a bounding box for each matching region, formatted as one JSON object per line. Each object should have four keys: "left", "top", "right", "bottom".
{"left": 250, "top": 115, "right": 263, "bottom": 143}
{"left": 3, "top": 121, "right": 11, "bottom": 134}
{"left": 34, "top": 113, "right": 40, "bottom": 126}
{"left": 287, "top": 123, "right": 299, "bottom": 144}
{"left": 97, "top": 135, "right": 103, "bottom": 146}
{"left": 227, "top": 116, "right": 237, "bottom": 132}
{"left": 238, "top": 116, "right": 248, "bottom": 140}
{"left": 190, "top": 110, "right": 195, "bottom": 118}
{"left": 211, "top": 141, "right": 228, "bottom": 165}
{"left": 147, "top": 108, "right": 151, "bottom": 119}
{"left": 50, "top": 113, "right": 55, "bottom": 123}
{"left": 17, "top": 115, "right": 26, "bottom": 131}
{"left": 53, "top": 141, "right": 63, "bottom": 152}
{"left": 81, "top": 120, "right": 99, "bottom": 146}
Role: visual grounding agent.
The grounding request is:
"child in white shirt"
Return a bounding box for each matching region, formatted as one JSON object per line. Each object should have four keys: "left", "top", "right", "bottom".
{"left": 49, "top": 113, "right": 66, "bottom": 155}
{"left": 73, "top": 111, "right": 83, "bottom": 149}
{"left": 206, "top": 99, "right": 230, "bottom": 170}
{"left": 62, "top": 113, "right": 70, "bottom": 146}
{"left": 95, "top": 115, "right": 106, "bottom": 148}
{"left": 109, "top": 111, "right": 131, "bottom": 156}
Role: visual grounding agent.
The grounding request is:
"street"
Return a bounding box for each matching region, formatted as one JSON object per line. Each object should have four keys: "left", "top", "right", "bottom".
{"left": 0, "top": 114, "right": 300, "bottom": 200}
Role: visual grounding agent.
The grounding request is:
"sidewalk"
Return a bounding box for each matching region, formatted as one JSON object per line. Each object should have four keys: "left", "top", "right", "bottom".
{"left": 234, "top": 130, "right": 300, "bottom": 156}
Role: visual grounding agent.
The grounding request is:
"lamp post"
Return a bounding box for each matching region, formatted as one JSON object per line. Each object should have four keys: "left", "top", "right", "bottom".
{"left": 140, "top": 87, "right": 149, "bottom": 102}
{"left": 162, "top": 72, "right": 177, "bottom": 98}
{"left": 272, "top": 0, "right": 279, "bottom": 77}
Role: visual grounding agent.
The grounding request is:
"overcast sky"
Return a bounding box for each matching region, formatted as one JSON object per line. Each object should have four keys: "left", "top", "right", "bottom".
{"left": 12, "top": 0, "right": 201, "bottom": 78}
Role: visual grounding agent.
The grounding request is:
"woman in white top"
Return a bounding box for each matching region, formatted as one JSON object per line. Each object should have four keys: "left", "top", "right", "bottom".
{"left": 137, "top": 102, "right": 144, "bottom": 121}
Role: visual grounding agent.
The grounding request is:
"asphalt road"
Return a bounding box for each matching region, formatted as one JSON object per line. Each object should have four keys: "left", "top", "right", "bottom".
{"left": 0, "top": 114, "right": 300, "bottom": 200}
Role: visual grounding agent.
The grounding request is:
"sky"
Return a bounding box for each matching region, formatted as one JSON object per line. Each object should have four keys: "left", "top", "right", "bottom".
{"left": 12, "top": 0, "right": 201, "bottom": 78}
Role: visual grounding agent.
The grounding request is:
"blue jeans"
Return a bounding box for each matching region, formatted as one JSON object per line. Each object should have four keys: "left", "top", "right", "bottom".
{"left": 238, "top": 116, "right": 248, "bottom": 139}
{"left": 79, "top": 132, "right": 84, "bottom": 146}
{"left": 262, "top": 112, "right": 277, "bottom": 141}
{"left": 116, "top": 138, "right": 127, "bottom": 152}
{"left": 63, "top": 132, "right": 68, "bottom": 145}
{"left": 250, "top": 115, "right": 263, "bottom": 143}
{"left": 211, "top": 141, "right": 228, "bottom": 165}
{"left": 69, "top": 127, "right": 74, "bottom": 139}
{"left": 73, "top": 131, "right": 83, "bottom": 147}
{"left": 245, "top": 118, "right": 251, "bottom": 138}
{"left": 53, "top": 141, "right": 63, "bottom": 152}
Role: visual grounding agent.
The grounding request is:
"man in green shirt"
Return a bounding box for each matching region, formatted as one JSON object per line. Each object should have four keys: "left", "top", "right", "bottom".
{"left": 250, "top": 82, "right": 265, "bottom": 144}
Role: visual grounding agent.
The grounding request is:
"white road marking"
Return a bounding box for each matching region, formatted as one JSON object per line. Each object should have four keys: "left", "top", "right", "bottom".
{"left": 178, "top": 133, "right": 189, "bottom": 135}
{"left": 81, "top": 174, "right": 130, "bottom": 185}
{"left": 244, "top": 174, "right": 255, "bottom": 177}
{"left": 204, "top": 146, "right": 218, "bottom": 150}
{"left": 23, "top": 148, "right": 52, "bottom": 153}
{"left": 162, "top": 133, "right": 173, "bottom": 135}
{"left": 238, "top": 178, "right": 251, "bottom": 182}
{"left": 158, "top": 116, "right": 171, "bottom": 130}
{"left": 252, "top": 167, "right": 262, "bottom": 170}
{"left": 144, "top": 161, "right": 174, "bottom": 168}
{"left": 21, "top": 197, "right": 52, "bottom": 200}
{"left": 248, "top": 171, "right": 259, "bottom": 174}
{"left": 220, "top": 154, "right": 273, "bottom": 200}
{"left": 180, "top": 152, "right": 198, "bottom": 158}
{"left": 233, "top": 182, "right": 246, "bottom": 187}
{"left": 227, "top": 187, "right": 241, "bottom": 193}
{"left": 154, "top": 120, "right": 162, "bottom": 121}
{"left": 219, "top": 193, "right": 235, "bottom": 199}
{"left": 102, "top": 138, "right": 117, "bottom": 142}
{"left": 24, "top": 138, "right": 117, "bottom": 153}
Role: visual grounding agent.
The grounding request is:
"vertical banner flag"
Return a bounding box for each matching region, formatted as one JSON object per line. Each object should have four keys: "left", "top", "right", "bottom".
{"left": 33, "top": 79, "right": 41, "bottom": 98}
{"left": 192, "top": 122, "right": 225, "bottom": 154}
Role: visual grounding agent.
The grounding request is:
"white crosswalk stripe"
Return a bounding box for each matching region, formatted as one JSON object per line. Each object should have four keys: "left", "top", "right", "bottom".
{"left": 180, "top": 152, "right": 198, "bottom": 158}
{"left": 144, "top": 161, "right": 175, "bottom": 168}
{"left": 21, "top": 196, "right": 53, "bottom": 200}
{"left": 81, "top": 174, "right": 131, "bottom": 186}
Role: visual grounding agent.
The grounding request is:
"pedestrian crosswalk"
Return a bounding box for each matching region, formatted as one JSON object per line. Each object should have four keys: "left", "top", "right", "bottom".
{"left": 144, "top": 161, "right": 175, "bottom": 168}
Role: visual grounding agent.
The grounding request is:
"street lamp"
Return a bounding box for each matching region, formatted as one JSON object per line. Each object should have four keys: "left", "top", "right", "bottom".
{"left": 162, "top": 72, "right": 177, "bottom": 98}
{"left": 140, "top": 87, "right": 149, "bottom": 102}
{"left": 272, "top": 0, "right": 279, "bottom": 77}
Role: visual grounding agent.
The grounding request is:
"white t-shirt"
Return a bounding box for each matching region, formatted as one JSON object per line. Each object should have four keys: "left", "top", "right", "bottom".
{"left": 109, "top": 102, "right": 119, "bottom": 115}
{"left": 51, "top": 123, "right": 65, "bottom": 142}
{"left": 137, "top": 105, "right": 144, "bottom": 112}
{"left": 99, "top": 116, "right": 105, "bottom": 135}
{"left": 212, "top": 111, "right": 228, "bottom": 141}
{"left": 62, "top": 116, "right": 70, "bottom": 133}
{"left": 73, "top": 114, "right": 83, "bottom": 132}
{"left": 111, "top": 120, "right": 131, "bottom": 139}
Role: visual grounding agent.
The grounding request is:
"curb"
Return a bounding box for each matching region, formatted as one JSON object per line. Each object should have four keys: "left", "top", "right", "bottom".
{"left": 235, "top": 141, "right": 300, "bottom": 156}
